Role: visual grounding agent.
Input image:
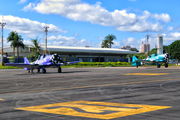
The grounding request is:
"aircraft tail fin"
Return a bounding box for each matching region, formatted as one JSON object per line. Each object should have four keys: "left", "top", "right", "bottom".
{"left": 24, "top": 57, "right": 30, "bottom": 70}
{"left": 131, "top": 56, "right": 141, "bottom": 67}
{"left": 132, "top": 56, "right": 138, "bottom": 62}
{"left": 24, "top": 57, "right": 30, "bottom": 64}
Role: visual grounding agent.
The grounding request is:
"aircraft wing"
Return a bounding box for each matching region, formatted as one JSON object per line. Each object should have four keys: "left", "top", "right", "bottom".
{"left": 5, "top": 63, "right": 40, "bottom": 68}
{"left": 56, "top": 61, "right": 82, "bottom": 66}
{"left": 135, "top": 60, "right": 157, "bottom": 63}
{"left": 5, "top": 61, "right": 82, "bottom": 68}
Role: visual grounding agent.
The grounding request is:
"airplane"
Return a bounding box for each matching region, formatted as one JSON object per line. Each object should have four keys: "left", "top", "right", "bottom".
{"left": 131, "top": 53, "right": 170, "bottom": 68}
{"left": 5, "top": 54, "right": 82, "bottom": 73}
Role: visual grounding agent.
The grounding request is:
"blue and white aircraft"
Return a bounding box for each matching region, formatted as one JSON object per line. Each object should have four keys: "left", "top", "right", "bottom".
{"left": 5, "top": 54, "right": 82, "bottom": 73}
{"left": 131, "top": 53, "right": 170, "bottom": 68}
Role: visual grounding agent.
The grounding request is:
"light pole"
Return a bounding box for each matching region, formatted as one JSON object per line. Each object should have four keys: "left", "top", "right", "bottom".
{"left": 0, "top": 19, "right": 6, "bottom": 66}
{"left": 44, "top": 25, "right": 49, "bottom": 55}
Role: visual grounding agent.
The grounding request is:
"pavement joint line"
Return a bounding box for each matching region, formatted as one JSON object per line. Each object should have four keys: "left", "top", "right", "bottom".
{"left": 0, "top": 77, "right": 180, "bottom": 95}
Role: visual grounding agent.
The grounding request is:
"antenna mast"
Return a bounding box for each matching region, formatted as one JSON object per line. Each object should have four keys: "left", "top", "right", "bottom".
{"left": 44, "top": 21, "right": 49, "bottom": 55}
{"left": 0, "top": 16, "right": 6, "bottom": 66}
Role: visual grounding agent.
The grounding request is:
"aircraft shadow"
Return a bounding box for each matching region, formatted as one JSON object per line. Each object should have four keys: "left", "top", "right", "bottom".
{"left": 15, "top": 71, "right": 88, "bottom": 75}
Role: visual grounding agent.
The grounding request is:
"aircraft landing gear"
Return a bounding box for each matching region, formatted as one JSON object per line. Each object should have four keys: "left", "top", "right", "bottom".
{"left": 136, "top": 66, "right": 138, "bottom": 68}
{"left": 157, "top": 63, "right": 161, "bottom": 68}
{"left": 37, "top": 68, "right": 40, "bottom": 73}
{"left": 58, "top": 66, "right": 62, "bottom": 73}
{"left": 42, "top": 68, "right": 46, "bottom": 73}
{"left": 165, "top": 63, "right": 168, "bottom": 68}
{"left": 30, "top": 68, "right": 34, "bottom": 74}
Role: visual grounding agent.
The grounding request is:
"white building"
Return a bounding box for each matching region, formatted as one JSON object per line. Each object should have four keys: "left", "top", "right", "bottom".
{"left": 0, "top": 46, "right": 137, "bottom": 62}
{"left": 140, "top": 44, "right": 150, "bottom": 53}
{"left": 157, "top": 36, "right": 163, "bottom": 54}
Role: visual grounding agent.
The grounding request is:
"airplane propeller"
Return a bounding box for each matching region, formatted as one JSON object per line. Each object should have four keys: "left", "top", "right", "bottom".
{"left": 164, "top": 53, "right": 170, "bottom": 63}
{"left": 51, "top": 54, "right": 62, "bottom": 64}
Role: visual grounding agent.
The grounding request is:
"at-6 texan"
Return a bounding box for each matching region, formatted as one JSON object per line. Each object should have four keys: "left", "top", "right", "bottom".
{"left": 5, "top": 54, "right": 82, "bottom": 73}
{"left": 131, "top": 53, "right": 170, "bottom": 68}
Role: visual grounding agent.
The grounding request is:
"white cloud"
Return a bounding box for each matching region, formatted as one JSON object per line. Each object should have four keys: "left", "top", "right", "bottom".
{"left": 47, "top": 35, "right": 98, "bottom": 47}
{"left": 23, "top": 0, "right": 171, "bottom": 32}
{"left": 73, "top": 33, "right": 79, "bottom": 37}
{"left": 151, "top": 13, "right": 171, "bottom": 23}
{"left": 18, "top": 0, "right": 27, "bottom": 4}
{"left": 3, "top": 15, "right": 66, "bottom": 37}
{"left": 22, "top": 3, "right": 35, "bottom": 12}
{"left": 98, "top": 37, "right": 104, "bottom": 40}
{"left": 170, "top": 32, "right": 180, "bottom": 38}
{"left": 167, "top": 26, "right": 173, "bottom": 31}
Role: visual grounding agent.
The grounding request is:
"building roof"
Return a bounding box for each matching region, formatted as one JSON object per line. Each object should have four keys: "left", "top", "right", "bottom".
{"left": 40, "top": 46, "right": 137, "bottom": 55}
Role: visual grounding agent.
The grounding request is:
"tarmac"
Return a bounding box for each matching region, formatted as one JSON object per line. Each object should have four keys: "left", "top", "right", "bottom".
{"left": 0, "top": 66, "right": 180, "bottom": 120}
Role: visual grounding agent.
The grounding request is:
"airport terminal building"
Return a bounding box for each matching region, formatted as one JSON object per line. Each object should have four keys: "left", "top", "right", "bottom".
{"left": 0, "top": 46, "right": 137, "bottom": 62}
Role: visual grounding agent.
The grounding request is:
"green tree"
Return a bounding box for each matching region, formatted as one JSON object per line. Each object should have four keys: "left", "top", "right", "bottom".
{"left": 7, "top": 31, "right": 25, "bottom": 63}
{"left": 7, "top": 31, "right": 16, "bottom": 57}
{"left": 101, "top": 40, "right": 109, "bottom": 48}
{"left": 130, "top": 48, "right": 139, "bottom": 52}
{"left": 27, "top": 38, "right": 41, "bottom": 61}
{"left": 169, "top": 40, "right": 180, "bottom": 60}
{"left": 104, "top": 34, "right": 117, "bottom": 48}
{"left": 163, "top": 46, "right": 169, "bottom": 53}
{"left": 31, "top": 38, "right": 40, "bottom": 55}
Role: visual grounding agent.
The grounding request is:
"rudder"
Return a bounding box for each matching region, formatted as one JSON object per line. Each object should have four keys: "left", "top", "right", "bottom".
{"left": 24, "top": 57, "right": 30, "bottom": 64}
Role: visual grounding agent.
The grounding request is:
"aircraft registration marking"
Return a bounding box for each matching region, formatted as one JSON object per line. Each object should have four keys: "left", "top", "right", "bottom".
{"left": 123, "top": 73, "right": 169, "bottom": 75}
{"left": 15, "top": 101, "right": 171, "bottom": 119}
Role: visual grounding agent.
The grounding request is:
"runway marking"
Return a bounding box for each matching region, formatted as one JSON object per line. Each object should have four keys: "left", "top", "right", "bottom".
{"left": 0, "top": 98, "right": 3, "bottom": 100}
{"left": 15, "top": 101, "right": 171, "bottom": 119}
{"left": 1, "top": 77, "right": 180, "bottom": 95}
{"left": 123, "top": 73, "right": 169, "bottom": 75}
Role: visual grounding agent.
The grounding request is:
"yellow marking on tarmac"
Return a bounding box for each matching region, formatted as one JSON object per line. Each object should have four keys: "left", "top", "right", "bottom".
{"left": 123, "top": 73, "right": 169, "bottom": 75}
{"left": 15, "top": 101, "right": 171, "bottom": 119}
{"left": 1, "top": 77, "right": 180, "bottom": 95}
{"left": 0, "top": 98, "right": 3, "bottom": 100}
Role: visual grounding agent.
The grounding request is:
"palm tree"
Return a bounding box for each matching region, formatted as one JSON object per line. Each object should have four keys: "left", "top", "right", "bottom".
{"left": 101, "top": 40, "right": 109, "bottom": 48}
{"left": 31, "top": 38, "right": 40, "bottom": 54}
{"left": 104, "top": 34, "right": 117, "bottom": 48}
{"left": 7, "top": 31, "right": 25, "bottom": 63}
{"left": 7, "top": 31, "right": 16, "bottom": 57}
{"left": 31, "top": 38, "right": 41, "bottom": 59}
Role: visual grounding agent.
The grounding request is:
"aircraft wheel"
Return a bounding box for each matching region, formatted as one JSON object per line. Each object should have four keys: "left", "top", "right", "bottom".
{"left": 136, "top": 66, "right": 138, "bottom": 68}
{"left": 157, "top": 64, "right": 161, "bottom": 68}
{"left": 37, "top": 68, "right": 40, "bottom": 73}
{"left": 28, "top": 70, "right": 30, "bottom": 73}
{"left": 43, "top": 69, "right": 46, "bottom": 73}
{"left": 165, "top": 63, "right": 168, "bottom": 68}
{"left": 58, "top": 67, "right": 62, "bottom": 73}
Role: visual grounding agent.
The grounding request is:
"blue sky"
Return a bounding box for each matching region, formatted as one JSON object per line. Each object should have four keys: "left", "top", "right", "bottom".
{"left": 1, "top": 0, "right": 180, "bottom": 50}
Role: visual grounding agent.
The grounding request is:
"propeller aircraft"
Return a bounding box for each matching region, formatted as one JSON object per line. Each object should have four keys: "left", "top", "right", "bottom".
{"left": 5, "top": 54, "right": 82, "bottom": 73}
{"left": 131, "top": 53, "right": 170, "bottom": 68}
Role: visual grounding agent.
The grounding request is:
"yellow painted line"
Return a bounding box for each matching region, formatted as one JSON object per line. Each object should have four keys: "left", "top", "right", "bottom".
{"left": 15, "top": 101, "right": 171, "bottom": 119}
{"left": 123, "top": 73, "right": 169, "bottom": 75}
{"left": 0, "top": 98, "right": 3, "bottom": 100}
{"left": 1, "top": 77, "right": 180, "bottom": 95}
